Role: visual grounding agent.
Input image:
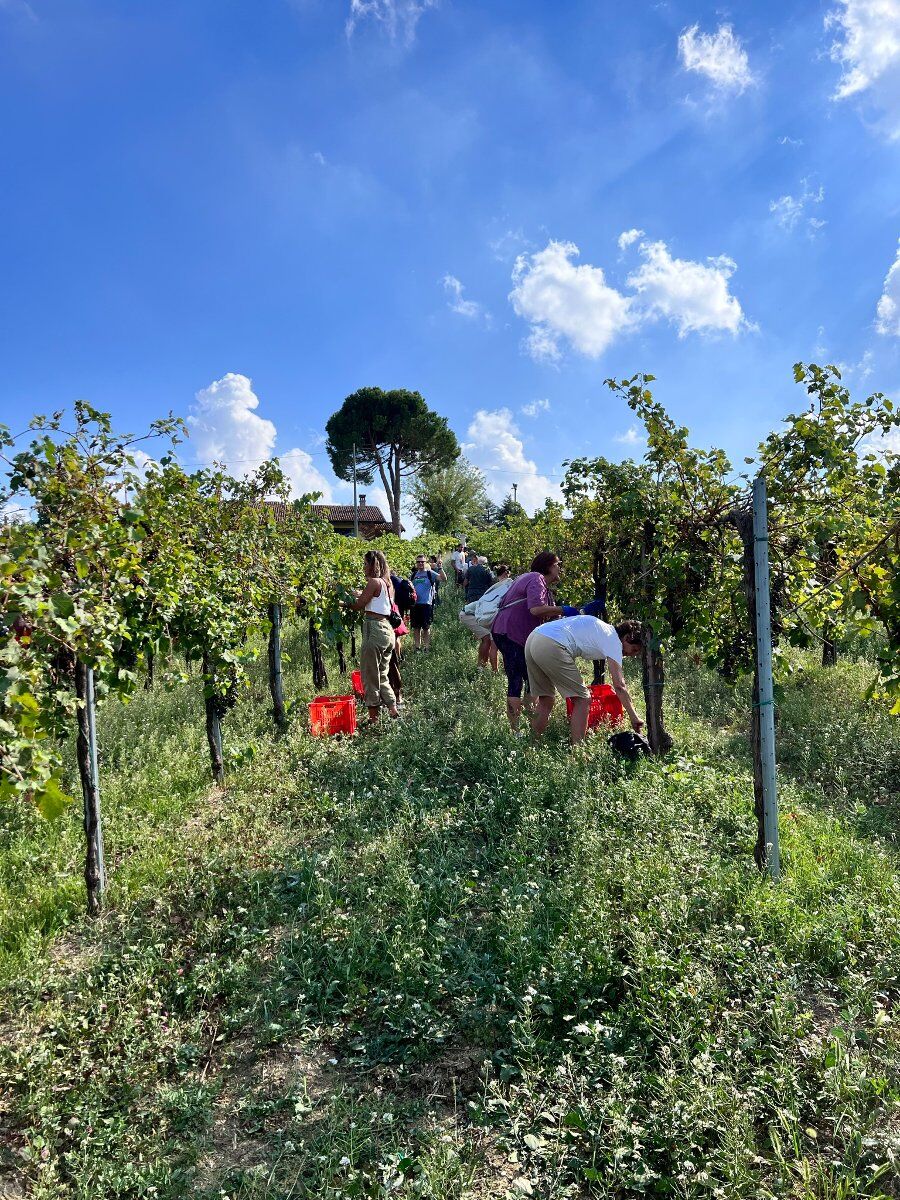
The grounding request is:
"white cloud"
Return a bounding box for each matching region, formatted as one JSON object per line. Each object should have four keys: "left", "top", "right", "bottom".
{"left": 827, "top": 0, "right": 900, "bottom": 99}
{"left": 778, "top": 135, "right": 804, "bottom": 147}
{"left": 876, "top": 239, "right": 900, "bottom": 335}
{"left": 509, "top": 241, "right": 636, "bottom": 362}
{"left": 615, "top": 426, "right": 645, "bottom": 446}
{"left": 189, "top": 373, "right": 277, "bottom": 466}
{"left": 346, "top": 0, "right": 437, "bottom": 45}
{"left": 617, "top": 228, "right": 645, "bottom": 252}
{"left": 625, "top": 239, "right": 750, "bottom": 337}
{"left": 521, "top": 398, "right": 551, "bottom": 418}
{"left": 509, "top": 236, "right": 751, "bottom": 360}
{"left": 442, "top": 274, "right": 487, "bottom": 321}
{"left": 188, "top": 373, "right": 333, "bottom": 500}
{"left": 769, "top": 180, "right": 826, "bottom": 234}
{"left": 862, "top": 422, "right": 900, "bottom": 460}
{"left": 278, "top": 449, "right": 335, "bottom": 502}
{"left": 0, "top": 500, "right": 30, "bottom": 524}
{"left": 678, "top": 23, "right": 755, "bottom": 93}
{"left": 463, "top": 408, "right": 558, "bottom": 512}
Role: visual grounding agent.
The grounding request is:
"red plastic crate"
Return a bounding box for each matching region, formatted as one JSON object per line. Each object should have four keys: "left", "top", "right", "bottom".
{"left": 308, "top": 695, "right": 357, "bottom": 736}
{"left": 566, "top": 683, "right": 624, "bottom": 729}
{"left": 350, "top": 669, "right": 364, "bottom": 697}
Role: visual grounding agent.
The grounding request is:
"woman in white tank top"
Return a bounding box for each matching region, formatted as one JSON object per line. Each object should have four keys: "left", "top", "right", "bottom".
{"left": 347, "top": 549, "right": 400, "bottom": 725}
{"left": 365, "top": 576, "right": 392, "bottom": 616}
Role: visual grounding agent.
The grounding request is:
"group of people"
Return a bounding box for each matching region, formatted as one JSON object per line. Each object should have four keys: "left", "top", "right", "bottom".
{"left": 348, "top": 546, "right": 645, "bottom": 744}
{"left": 458, "top": 550, "right": 645, "bottom": 743}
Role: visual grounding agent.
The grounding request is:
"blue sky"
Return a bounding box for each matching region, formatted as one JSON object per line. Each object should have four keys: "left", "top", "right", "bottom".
{"left": 1, "top": 0, "right": 899, "bottom": 517}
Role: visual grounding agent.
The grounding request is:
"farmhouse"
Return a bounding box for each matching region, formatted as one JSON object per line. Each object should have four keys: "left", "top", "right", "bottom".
{"left": 262, "top": 494, "right": 398, "bottom": 538}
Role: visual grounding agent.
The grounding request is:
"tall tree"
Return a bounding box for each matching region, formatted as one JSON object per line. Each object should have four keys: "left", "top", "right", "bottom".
{"left": 325, "top": 387, "right": 459, "bottom": 535}
{"left": 497, "top": 491, "right": 527, "bottom": 527}
{"left": 408, "top": 458, "right": 489, "bottom": 535}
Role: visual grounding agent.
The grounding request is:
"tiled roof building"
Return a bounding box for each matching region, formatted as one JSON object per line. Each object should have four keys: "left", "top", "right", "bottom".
{"left": 261, "top": 495, "right": 399, "bottom": 538}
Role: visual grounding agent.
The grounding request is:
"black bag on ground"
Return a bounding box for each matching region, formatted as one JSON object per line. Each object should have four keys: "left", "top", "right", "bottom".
{"left": 608, "top": 730, "right": 652, "bottom": 761}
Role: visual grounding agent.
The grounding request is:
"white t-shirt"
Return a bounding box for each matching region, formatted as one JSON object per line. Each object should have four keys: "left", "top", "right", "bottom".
{"left": 451, "top": 551, "right": 466, "bottom": 569}
{"left": 532, "top": 615, "right": 623, "bottom": 664}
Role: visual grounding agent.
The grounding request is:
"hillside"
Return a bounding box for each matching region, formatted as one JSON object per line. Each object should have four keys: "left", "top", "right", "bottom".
{"left": 1, "top": 584, "right": 899, "bottom": 1200}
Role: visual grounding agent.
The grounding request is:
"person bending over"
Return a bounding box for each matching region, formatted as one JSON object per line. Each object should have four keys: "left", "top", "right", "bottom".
{"left": 525, "top": 616, "right": 644, "bottom": 744}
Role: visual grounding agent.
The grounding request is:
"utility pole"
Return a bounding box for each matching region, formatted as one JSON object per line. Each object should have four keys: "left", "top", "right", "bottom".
{"left": 512, "top": 482, "right": 518, "bottom": 507}
{"left": 352, "top": 442, "right": 359, "bottom": 539}
{"left": 752, "top": 474, "right": 780, "bottom": 881}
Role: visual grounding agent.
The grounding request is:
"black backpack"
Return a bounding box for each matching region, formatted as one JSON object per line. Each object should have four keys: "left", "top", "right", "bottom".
{"left": 395, "top": 578, "right": 416, "bottom": 611}
{"left": 608, "top": 730, "right": 652, "bottom": 762}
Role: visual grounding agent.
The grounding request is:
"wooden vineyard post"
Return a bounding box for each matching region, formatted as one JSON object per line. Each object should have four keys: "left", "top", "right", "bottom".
{"left": 268, "top": 602, "right": 287, "bottom": 729}
{"left": 820, "top": 541, "right": 839, "bottom": 667}
{"left": 309, "top": 620, "right": 328, "bottom": 690}
{"left": 752, "top": 475, "right": 781, "bottom": 880}
{"left": 337, "top": 640, "right": 347, "bottom": 674}
{"left": 640, "top": 628, "right": 673, "bottom": 755}
{"left": 75, "top": 662, "right": 106, "bottom": 915}
{"left": 639, "top": 520, "right": 673, "bottom": 754}
{"left": 201, "top": 652, "right": 225, "bottom": 786}
{"left": 590, "top": 547, "right": 608, "bottom": 686}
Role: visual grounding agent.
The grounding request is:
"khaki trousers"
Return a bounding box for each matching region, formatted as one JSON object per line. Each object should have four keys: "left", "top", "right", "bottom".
{"left": 524, "top": 631, "right": 591, "bottom": 700}
{"left": 361, "top": 618, "right": 397, "bottom": 709}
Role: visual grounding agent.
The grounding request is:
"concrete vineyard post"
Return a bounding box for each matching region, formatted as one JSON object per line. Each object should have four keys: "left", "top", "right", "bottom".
{"left": 75, "top": 662, "right": 106, "bottom": 915}
{"left": 268, "top": 602, "right": 287, "bottom": 729}
{"left": 752, "top": 475, "right": 781, "bottom": 881}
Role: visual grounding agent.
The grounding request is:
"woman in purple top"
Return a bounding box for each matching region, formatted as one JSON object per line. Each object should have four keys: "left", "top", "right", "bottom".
{"left": 491, "top": 551, "right": 564, "bottom": 732}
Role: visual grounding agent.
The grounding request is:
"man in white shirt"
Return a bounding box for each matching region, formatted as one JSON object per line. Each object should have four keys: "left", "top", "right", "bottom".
{"left": 525, "top": 616, "right": 645, "bottom": 744}
{"left": 451, "top": 543, "right": 468, "bottom": 587}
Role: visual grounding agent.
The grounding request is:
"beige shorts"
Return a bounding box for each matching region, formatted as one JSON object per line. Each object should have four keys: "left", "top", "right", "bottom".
{"left": 525, "top": 631, "right": 590, "bottom": 700}
{"left": 458, "top": 609, "right": 492, "bottom": 641}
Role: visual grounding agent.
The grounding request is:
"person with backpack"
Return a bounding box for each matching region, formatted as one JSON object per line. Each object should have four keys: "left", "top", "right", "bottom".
{"left": 410, "top": 552, "right": 445, "bottom": 651}
{"left": 392, "top": 572, "right": 416, "bottom": 622}
{"left": 525, "top": 616, "right": 645, "bottom": 744}
{"left": 464, "top": 555, "right": 494, "bottom": 604}
{"left": 459, "top": 563, "right": 511, "bottom": 669}
{"left": 387, "top": 572, "right": 413, "bottom": 708}
{"left": 429, "top": 555, "right": 444, "bottom": 605}
{"left": 491, "top": 551, "right": 565, "bottom": 733}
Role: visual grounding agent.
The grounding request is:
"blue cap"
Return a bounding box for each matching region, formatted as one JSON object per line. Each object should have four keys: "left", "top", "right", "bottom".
{"left": 561, "top": 605, "right": 581, "bottom": 617}
{"left": 582, "top": 600, "right": 605, "bottom": 618}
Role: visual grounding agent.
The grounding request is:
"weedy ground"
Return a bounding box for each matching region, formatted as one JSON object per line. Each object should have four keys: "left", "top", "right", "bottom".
{"left": 1, "top": 587, "right": 899, "bottom": 1199}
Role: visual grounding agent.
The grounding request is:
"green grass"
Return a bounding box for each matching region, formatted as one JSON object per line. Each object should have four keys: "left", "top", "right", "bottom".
{"left": 1, "top": 593, "right": 899, "bottom": 1199}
